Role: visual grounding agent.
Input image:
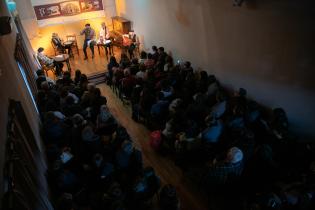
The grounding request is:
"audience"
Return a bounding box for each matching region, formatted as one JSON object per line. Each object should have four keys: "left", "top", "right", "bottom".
{"left": 37, "top": 42, "right": 314, "bottom": 210}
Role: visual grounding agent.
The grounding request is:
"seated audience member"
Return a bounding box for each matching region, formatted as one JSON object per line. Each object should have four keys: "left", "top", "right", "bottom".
{"left": 115, "top": 140, "right": 143, "bottom": 179}
{"left": 151, "top": 45, "right": 159, "bottom": 63}
{"left": 36, "top": 69, "right": 55, "bottom": 89}
{"left": 168, "top": 98, "right": 183, "bottom": 116}
{"left": 52, "top": 33, "right": 71, "bottom": 55}
{"left": 81, "top": 124, "right": 101, "bottom": 160}
{"left": 144, "top": 53, "right": 155, "bottom": 69}
{"left": 90, "top": 88, "right": 107, "bottom": 117}
{"left": 107, "top": 56, "right": 119, "bottom": 84}
{"left": 205, "top": 147, "right": 244, "bottom": 187}
{"left": 135, "top": 63, "right": 146, "bottom": 80}
{"left": 96, "top": 105, "right": 117, "bottom": 136}
{"left": 120, "top": 53, "right": 131, "bottom": 68}
{"left": 160, "top": 79, "right": 174, "bottom": 100}
{"left": 74, "top": 69, "right": 81, "bottom": 86}
{"left": 201, "top": 115, "right": 224, "bottom": 144}
{"left": 139, "top": 51, "right": 148, "bottom": 64}
{"left": 128, "top": 166, "right": 161, "bottom": 207}
{"left": 41, "top": 81, "right": 60, "bottom": 112}
{"left": 60, "top": 87, "right": 79, "bottom": 107}
{"left": 158, "top": 184, "right": 180, "bottom": 210}
{"left": 210, "top": 91, "right": 227, "bottom": 119}
{"left": 43, "top": 111, "right": 66, "bottom": 145}
{"left": 127, "top": 30, "right": 137, "bottom": 59}
{"left": 37, "top": 47, "right": 63, "bottom": 76}
{"left": 61, "top": 95, "right": 82, "bottom": 117}
{"left": 196, "top": 70, "right": 209, "bottom": 93}
{"left": 150, "top": 92, "right": 169, "bottom": 126}
{"left": 121, "top": 68, "right": 136, "bottom": 98}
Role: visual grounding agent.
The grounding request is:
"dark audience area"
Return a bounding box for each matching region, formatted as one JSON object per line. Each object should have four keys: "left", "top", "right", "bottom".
{"left": 36, "top": 44, "right": 315, "bottom": 210}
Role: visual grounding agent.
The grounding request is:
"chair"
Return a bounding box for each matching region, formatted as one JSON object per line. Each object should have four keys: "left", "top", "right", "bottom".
{"left": 33, "top": 54, "right": 56, "bottom": 79}
{"left": 66, "top": 34, "right": 79, "bottom": 55}
{"left": 51, "top": 40, "right": 65, "bottom": 56}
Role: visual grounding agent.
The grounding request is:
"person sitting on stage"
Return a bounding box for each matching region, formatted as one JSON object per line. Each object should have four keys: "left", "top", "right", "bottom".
{"left": 80, "top": 23, "right": 96, "bottom": 60}
{"left": 51, "top": 33, "right": 72, "bottom": 56}
{"left": 98, "top": 22, "right": 112, "bottom": 58}
{"left": 37, "top": 47, "right": 63, "bottom": 76}
{"left": 128, "top": 30, "right": 137, "bottom": 59}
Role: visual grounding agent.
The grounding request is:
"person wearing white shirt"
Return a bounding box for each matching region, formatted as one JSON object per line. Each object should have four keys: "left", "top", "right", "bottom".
{"left": 98, "top": 22, "right": 112, "bottom": 58}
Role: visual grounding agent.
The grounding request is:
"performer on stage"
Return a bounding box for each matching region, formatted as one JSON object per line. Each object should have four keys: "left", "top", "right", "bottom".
{"left": 127, "top": 30, "right": 137, "bottom": 59}
{"left": 51, "top": 33, "right": 72, "bottom": 56}
{"left": 37, "top": 47, "right": 63, "bottom": 76}
{"left": 98, "top": 22, "right": 112, "bottom": 58}
{"left": 80, "top": 23, "right": 95, "bottom": 60}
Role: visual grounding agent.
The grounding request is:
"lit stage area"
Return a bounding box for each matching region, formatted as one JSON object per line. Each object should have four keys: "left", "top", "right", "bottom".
{"left": 19, "top": 0, "right": 135, "bottom": 79}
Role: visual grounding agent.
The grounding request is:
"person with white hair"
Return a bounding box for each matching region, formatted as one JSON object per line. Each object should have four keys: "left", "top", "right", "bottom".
{"left": 205, "top": 147, "right": 244, "bottom": 186}
{"left": 98, "top": 22, "right": 112, "bottom": 58}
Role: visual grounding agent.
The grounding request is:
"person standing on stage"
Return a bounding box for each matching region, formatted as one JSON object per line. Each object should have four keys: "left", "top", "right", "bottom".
{"left": 80, "top": 23, "right": 95, "bottom": 60}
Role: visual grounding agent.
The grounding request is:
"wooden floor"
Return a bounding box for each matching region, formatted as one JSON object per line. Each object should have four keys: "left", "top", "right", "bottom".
{"left": 47, "top": 46, "right": 122, "bottom": 78}
{"left": 98, "top": 84, "right": 209, "bottom": 210}
{"left": 49, "top": 50, "right": 209, "bottom": 210}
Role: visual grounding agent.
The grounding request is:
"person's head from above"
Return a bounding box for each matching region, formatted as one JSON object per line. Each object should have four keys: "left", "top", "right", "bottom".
{"left": 109, "top": 56, "right": 117, "bottom": 64}
{"left": 238, "top": 87, "right": 247, "bottom": 97}
{"left": 60, "top": 87, "right": 69, "bottom": 98}
{"left": 63, "top": 71, "right": 71, "bottom": 79}
{"left": 36, "top": 69, "right": 45, "bottom": 77}
{"left": 132, "top": 58, "right": 138, "bottom": 65}
{"left": 143, "top": 166, "right": 155, "bottom": 178}
{"left": 121, "top": 140, "right": 133, "bottom": 155}
{"left": 85, "top": 23, "right": 91, "bottom": 29}
{"left": 65, "top": 95, "right": 74, "bottom": 105}
{"left": 75, "top": 69, "right": 81, "bottom": 78}
{"left": 157, "top": 91, "right": 165, "bottom": 101}
{"left": 139, "top": 63, "right": 146, "bottom": 72}
{"left": 129, "top": 30, "right": 134, "bottom": 36}
{"left": 93, "top": 153, "right": 103, "bottom": 167}
{"left": 184, "top": 61, "right": 191, "bottom": 68}
{"left": 87, "top": 83, "right": 96, "bottom": 92}
{"left": 124, "top": 68, "right": 131, "bottom": 77}
{"left": 41, "top": 81, "right": 50, "bottom": 91}
{"left": 37, "top": 47, "right": 45, "bottom": 54}
{"left": 72, "top": 113, "right": 85, "bottom": 127}
{"left": 80, "top": 74, "right": 88, "bottom": 83}
{"left": 81, "top": 125, "right": 99, "bottom": 142}
{"left": 225, "top": 147, "right": 243, "bottom": 164}
{"left": 140, "top": 51, "right": 147, "bottom": 59}
{"left": 101, "top": 22, "right": 106, "bottom": 29}
{"left": 158, "top": 47, "right": 164, "bottom": 53}
{"left": 200, "top": 70, "right": 208, "bottom": 80}
{"left": 152, "top": 46, "right": 158, "bottom": 52}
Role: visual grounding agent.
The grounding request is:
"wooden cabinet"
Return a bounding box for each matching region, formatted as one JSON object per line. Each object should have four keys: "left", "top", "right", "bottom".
{"left": 112, "top": 16, "right": 131, "bottom": 34}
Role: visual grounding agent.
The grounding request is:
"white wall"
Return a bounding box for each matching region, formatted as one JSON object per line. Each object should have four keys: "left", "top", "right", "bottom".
{"left": 115, "top": 0, "right": 315, "bottom": 140}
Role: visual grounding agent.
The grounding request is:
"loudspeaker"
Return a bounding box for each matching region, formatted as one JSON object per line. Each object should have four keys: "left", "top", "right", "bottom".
{"left": 0, "top": 16, "right": 12, "bottom": 36}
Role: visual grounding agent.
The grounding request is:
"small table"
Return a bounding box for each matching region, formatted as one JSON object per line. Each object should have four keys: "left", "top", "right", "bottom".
{"left": 97, "top": 40, "right": 114, "bottom": 57}
{"left": 54, "top": 54, "right": 71, "bottom": 73}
